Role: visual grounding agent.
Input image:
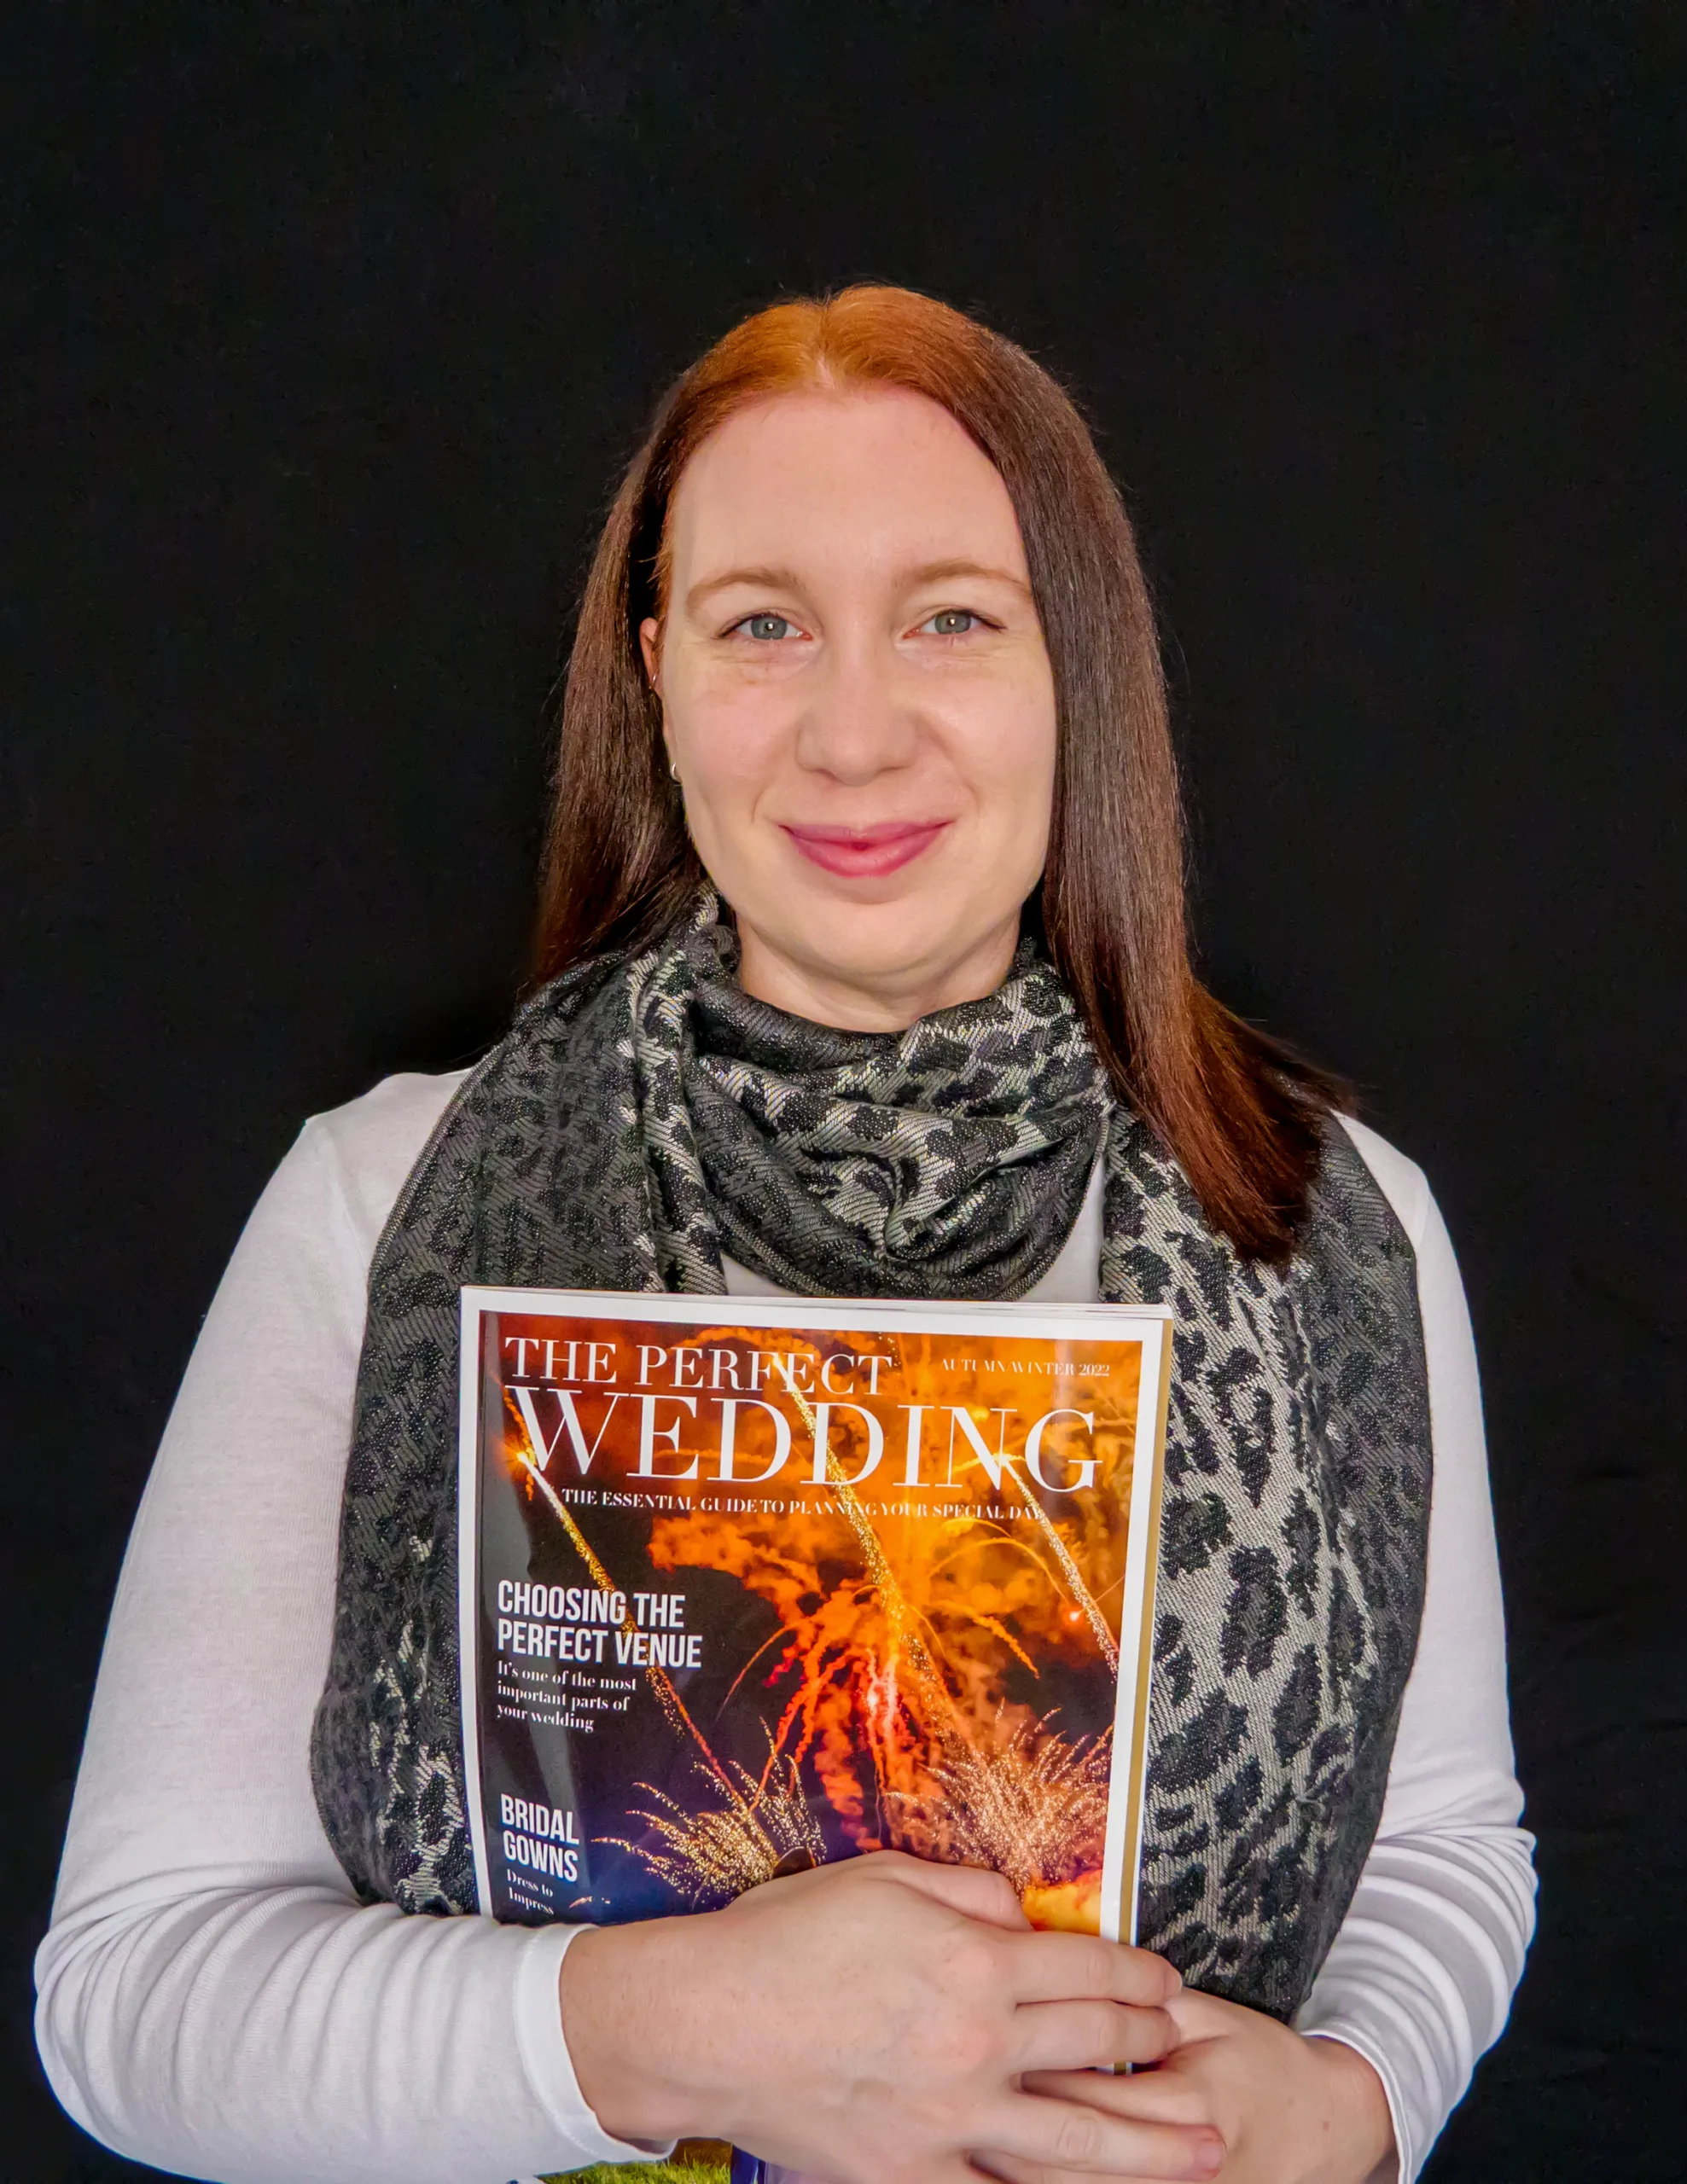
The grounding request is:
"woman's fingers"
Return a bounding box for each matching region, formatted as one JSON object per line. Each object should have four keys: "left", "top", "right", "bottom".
{"left": 1004, "top": 1931, "right": 1182, "bottom": 2007}
{"left": 973, "top": 2164, "right": 1216, "bottom": 2184}
{"left": 974, "top": 2153, "right": 1221, "bottom": 2184}
{"left": 967, "top": 2091, "right": 1224, "bottom": 2181}
{"left": 864, "top": 1850, "right": 1032, "bottom": 1930}
{"left": 1011, "top": 1998, "right": 1180, "bottom": 2071}
{"left": 1021, "top": 2069, "right": 1216, "bottom": 2132}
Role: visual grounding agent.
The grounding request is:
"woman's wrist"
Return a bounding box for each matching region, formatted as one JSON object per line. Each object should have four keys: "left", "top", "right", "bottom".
{"left": 559, "top": 1914, "right": 727, "bottom": 2146}
{"left": 1302, "top": 2034, "right": 1398, "bottom": 2184}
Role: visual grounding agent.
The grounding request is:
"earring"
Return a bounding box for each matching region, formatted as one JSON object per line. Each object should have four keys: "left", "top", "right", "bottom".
{"left": 668, "top": 760, "right": 681, "bottom": 781}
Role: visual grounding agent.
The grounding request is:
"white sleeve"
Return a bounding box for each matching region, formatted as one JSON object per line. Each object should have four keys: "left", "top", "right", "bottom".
{"left": 33, "top": 1078, "right": 659, "bottom": 2184}
{"left": 1294, "top": 1119, "right": 1537, "bottom": 2182}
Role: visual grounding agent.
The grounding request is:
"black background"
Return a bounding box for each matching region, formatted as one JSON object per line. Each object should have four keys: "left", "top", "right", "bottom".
{"left": 7, "top": 7, "right": 1684, "bottom": 2180}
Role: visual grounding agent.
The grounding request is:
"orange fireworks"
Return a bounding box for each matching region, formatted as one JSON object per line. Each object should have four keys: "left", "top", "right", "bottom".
{"left": 646, "top": 1328, "right": 1131, "bottom": 1910}
{"left": 500, "top": 1316, "right": 1142, "bottom": 1926}
{"left": 887, "top": 1712, "right": 1111, "bottom": 1895}
{"left": 606, "top": 1745, "right": 827, "bottom": 1904}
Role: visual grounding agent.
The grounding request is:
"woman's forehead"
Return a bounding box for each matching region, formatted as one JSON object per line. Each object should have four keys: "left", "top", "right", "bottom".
{"left": 666, "top": 386, "right": 1027, "bottom": 589}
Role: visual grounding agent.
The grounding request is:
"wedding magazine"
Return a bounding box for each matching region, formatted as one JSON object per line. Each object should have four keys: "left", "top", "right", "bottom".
{"left": 457, "top": 1288, "right": 1171, "bottom": 1953}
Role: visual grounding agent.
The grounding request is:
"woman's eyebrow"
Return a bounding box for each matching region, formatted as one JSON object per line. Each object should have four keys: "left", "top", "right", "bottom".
{"left": 684, "top": 565, "right": 805, "bottom": 614}
{"left": 905, "top": 557, "right": 1033, "bottom": 598}
{"left": 685, "top": 557, "right": 1033, "bottom": 615}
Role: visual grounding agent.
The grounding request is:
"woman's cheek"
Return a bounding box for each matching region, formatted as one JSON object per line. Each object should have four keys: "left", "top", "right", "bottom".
{"left": 678, "top": 709, "right": 794, "bottom": 886}
{"left": 942, "top": 655, "right": 1053, "bottom": 748}
{"left": 944, "top": 694, "right": 1056, "bottom": 823}
{"left": 688, "top": 686, "right": 799, "bottom": 781}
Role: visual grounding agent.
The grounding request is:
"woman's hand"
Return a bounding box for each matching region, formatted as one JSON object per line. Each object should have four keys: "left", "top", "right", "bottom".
{"left": 559, "top": 1850, "right": 1225, "bottom": 2184}
{"left": 1018, "top": 1988, "right": 1396, "bottom": 2184}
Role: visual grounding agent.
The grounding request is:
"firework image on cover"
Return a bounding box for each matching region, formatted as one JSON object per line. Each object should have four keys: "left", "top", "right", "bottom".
{"left": 457, "top": 1290, "right": 1170, "bottom": 1942}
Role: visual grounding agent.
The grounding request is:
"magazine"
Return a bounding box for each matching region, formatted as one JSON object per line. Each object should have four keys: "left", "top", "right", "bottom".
{"left": 457, "top": 1289, "right": 1170, "bottom": 1947}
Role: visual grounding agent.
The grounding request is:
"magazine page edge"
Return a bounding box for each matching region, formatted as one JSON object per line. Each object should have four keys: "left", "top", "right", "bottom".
{"left": 1097, "top": 1317, "right": 1170, "bottom": 1949}
{"left": 1127, "top": 1321, "right": 1172, "bottom": 1945}
{"left": 457, "top": 1288, "right": 497, "bottom": 1919}
{"left": 456, "top": 1285, "right": 1174, "bottom": 1339}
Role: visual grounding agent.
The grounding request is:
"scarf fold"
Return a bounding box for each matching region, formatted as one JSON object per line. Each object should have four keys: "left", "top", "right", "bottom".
{"left": 680, "top": 901, "right": 1107, "bottom": 1298}
{"left": 311, "top": 890, "right": 1432, "bottom": 2021}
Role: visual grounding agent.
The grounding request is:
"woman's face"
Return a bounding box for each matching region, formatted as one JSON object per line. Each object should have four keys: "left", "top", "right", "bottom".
{"left": 642, "top": 386, "right": 1057, "bottom": 1031}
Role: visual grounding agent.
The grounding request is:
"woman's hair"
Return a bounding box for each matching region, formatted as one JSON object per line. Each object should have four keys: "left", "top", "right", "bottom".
{"left": 536, "top": 284, "right": 1341, "bottom": 1260}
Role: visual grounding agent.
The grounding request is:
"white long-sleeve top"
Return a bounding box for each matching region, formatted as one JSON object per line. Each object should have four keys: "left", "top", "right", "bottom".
{"left": 36, "top": 1072, "right": 1535, "bottom": 2184}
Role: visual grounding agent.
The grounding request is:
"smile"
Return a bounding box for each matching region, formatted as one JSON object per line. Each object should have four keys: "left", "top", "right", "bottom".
{"left": 779, "top": 822, "right": 951, "bottom": 879}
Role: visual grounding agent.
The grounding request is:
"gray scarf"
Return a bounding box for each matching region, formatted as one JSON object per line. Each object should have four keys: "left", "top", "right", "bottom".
{"left": 311, "top": 891, "right": 1431, "bottom": 2020}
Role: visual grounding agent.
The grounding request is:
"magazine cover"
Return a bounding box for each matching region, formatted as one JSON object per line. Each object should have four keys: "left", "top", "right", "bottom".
{"left": 458, "top": 1290, "right": 1170, "bottom": 1949}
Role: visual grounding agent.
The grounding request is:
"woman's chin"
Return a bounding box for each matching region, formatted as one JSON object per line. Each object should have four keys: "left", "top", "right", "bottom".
{"left": 736, "top": 903, "right": 1020, "bottom": 1027}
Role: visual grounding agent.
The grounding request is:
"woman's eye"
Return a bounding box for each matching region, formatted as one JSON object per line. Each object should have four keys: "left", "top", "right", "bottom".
{"left": 921, "top": 609, "right": 980, "bottom": 636}
{"left": 736, "top": 613, "right": 795, "bottom": 642}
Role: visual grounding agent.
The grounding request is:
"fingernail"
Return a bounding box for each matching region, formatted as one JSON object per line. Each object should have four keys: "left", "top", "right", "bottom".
{"left": 1193, "top": 2134, "right": 1224, "bottom": 2178}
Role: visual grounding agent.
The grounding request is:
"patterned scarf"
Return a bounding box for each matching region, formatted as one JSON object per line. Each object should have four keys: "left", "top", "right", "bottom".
{"left": 311, "top": 891, "right": 1432, "bottom": 2021}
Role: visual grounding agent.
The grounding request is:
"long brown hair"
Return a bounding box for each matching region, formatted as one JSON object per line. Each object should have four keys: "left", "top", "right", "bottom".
{"left": 536, "top": 285, "right": 1341, "bottom": 1260}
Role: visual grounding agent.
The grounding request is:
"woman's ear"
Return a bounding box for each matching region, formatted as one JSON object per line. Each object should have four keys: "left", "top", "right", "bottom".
{"left": 638, "top": 616, "right": 662, "bottom": 693}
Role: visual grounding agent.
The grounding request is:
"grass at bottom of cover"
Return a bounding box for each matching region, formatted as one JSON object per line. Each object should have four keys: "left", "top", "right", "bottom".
{"left": 541, "top": 2154, "right": 730, "bottom": 2182}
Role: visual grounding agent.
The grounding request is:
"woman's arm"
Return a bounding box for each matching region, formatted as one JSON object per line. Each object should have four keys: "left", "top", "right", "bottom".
{"left": 36, "top": 1077, "right": 1216, "bottom": 2184}
{"left": 1292, "top": 1124, "right": 1537, "bottom": 2181}
{"left": 34, "top": 1078, "right": 660, "bottom": 2184}
{"left": 1025, "top": 1126, "right": 1535, "bottom": 2184}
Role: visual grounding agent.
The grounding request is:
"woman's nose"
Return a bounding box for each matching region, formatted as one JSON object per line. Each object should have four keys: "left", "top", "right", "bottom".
{"left": 792, "top": 636, "right": 919, "bottom": 784}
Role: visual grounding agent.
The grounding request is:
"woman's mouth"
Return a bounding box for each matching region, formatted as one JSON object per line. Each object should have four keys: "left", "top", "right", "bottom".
{"left": 780, "top": 821, "right": 951, "bottom": 879}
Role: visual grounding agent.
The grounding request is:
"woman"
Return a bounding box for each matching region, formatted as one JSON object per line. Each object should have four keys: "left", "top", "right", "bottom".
{"left": 38, "top": 287, "right": 1533, "bottom": 2184}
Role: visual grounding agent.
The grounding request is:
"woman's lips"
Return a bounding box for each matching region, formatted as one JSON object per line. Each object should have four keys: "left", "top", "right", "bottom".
{"left": 780, "top": 821, "right": 951, "bottom": 879}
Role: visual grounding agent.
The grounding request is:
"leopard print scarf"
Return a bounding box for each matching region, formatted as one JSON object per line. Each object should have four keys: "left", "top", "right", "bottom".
{"left": 311, "top": 891, "right": 1431, "bottom": 2020}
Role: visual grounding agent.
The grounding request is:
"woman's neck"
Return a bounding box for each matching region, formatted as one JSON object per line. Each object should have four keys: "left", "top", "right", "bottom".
{"left": 733, "top": 911, "right": 1022, "bottom": 1031}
